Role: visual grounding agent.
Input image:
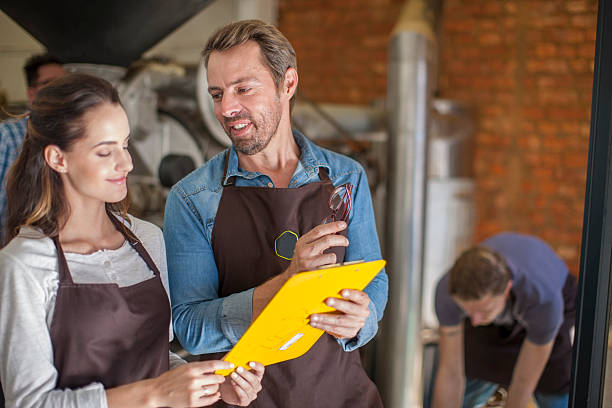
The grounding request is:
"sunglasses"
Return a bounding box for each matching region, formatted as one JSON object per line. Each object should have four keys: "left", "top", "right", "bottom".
{"left": 322, "top": 183, "right": 353, "bottom": 224}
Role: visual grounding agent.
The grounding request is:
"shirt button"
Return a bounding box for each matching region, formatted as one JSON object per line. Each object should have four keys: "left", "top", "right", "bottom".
{"left": 267, "top": 182, "right": 274, "bottom": 188}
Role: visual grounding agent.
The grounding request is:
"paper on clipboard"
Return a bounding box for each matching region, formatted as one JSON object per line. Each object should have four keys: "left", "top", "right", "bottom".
{"left": 215, "top": 259, "right": 386, "bottom": 376}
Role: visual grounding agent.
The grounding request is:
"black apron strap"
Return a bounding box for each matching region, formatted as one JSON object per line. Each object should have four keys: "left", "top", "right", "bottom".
{"left": 222, "top": 150, "right": 235, "bottom": 187}
{"left": 52, "top": 236, "right": 75, "bottom": 285}
{"left": 318, "top": 167, "right": 330, "bottom": 181}
{"left": 107, "top": 213, "right": 162, "bottom": 277}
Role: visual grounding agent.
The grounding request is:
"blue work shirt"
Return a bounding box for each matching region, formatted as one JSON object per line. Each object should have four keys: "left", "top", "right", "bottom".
{"left": 164, "top": 130, "right": 388, "bottom": 355}
{"left": 435, "top": 232, "right": 570, "bottom": 345}
{"left": 0, "top": 117, "right": 27, "bottom": 243}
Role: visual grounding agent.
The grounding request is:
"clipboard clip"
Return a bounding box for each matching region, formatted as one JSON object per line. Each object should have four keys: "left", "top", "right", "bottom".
{"left": 317, "top": 259, "right": 364, "bottom": 269}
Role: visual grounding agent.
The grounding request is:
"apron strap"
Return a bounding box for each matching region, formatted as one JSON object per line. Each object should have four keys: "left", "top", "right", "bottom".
{"left": 222, "top": 150, "right": 235, "bottom": 187}
{"left": 318, "top": 167, "right": 330, "bottom": 181}
{"left": 107, "top": 213, "right": 162, "bottom": 278}
{"left": 52, "top": 236, "right": 74, "bottom": 285}
{"left": 52, "top": 214, "right": 162, "bottom": 284}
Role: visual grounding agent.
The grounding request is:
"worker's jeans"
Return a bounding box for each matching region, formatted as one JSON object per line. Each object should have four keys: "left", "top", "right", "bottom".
{"left": 463, "top": 378, "right": 569, "bottom": 408}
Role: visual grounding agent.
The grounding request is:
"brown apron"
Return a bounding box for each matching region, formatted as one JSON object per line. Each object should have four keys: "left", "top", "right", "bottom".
{"left": 206, "top": 152, "right": 382, "bottom": 407}
{"left": 464, "top": 273, "right": 577, "bottom": 394}
{"left": 49, "top": 214, "right": 170, "bottom": 389}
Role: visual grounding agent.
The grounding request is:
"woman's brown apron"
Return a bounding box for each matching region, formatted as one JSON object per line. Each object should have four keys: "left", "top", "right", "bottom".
{"left": 464, "top": 273, "right": 577, "bottom": 394}
{"left": 207, "top": 154, "right": 382, "bottom": 407}
{"left": 49, "top": 214, "right": 170, "bottom": 389}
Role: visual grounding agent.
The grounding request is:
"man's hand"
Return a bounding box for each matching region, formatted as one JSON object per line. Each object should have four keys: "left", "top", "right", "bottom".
{"left": 506, "top": 339, "right": 554, "bottom": 408}
{"left": 253, "top": 221, "right": 348, "bottom": 319}
{"left": 309, "top": 289, "right": 370, "bottom": 339}
{"left": 286, "top": 221, "right": 348, "bottom": 276}
{"left": 219, "top": 362, "right": 265, "bottom": 406}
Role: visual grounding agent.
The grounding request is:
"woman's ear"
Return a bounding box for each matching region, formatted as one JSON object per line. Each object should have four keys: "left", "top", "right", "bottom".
{"left": 43, "top": 145, "right": 67, "bottom": 174}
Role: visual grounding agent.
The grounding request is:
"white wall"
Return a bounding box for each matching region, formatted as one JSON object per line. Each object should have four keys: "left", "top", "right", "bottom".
{"left": 0, "top": 11, "right": 45, "bottom": 104}
{"left": 0, "top": 0, "right": 277, "bottom": 103}
{"left": 145, "top": 0, "right": 277, "bottom": 64}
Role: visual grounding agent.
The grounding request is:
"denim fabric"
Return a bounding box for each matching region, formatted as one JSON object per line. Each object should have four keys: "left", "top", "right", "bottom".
{"left": 0, "top": 117, "right": 27, "bottom": 243}
{"left": 164, "top": 130, "right": 388, "bottom": 355}
{"left": 533, "top": 392, "right": 569, "bottom": 408}
{"left": 463, "top": 378, "right": 568, "bottom": 408}
{"left": 463, "top": 378, "right": 498, "bottom": 408}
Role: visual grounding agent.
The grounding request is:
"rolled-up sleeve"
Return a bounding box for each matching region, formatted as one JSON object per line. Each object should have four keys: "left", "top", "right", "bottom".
{"left": 338, "top": 166, "right": 388, "bottom": 351}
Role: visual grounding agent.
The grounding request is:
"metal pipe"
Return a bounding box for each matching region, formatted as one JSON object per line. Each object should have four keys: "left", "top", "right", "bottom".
{"left": 377, "top": 0, "right": 438, "bottom": 406}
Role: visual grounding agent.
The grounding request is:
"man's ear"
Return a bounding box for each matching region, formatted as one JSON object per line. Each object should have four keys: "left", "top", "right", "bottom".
{"left": 27, "top": 87, "right": 37, "bottom": 104}
{"left": 283, "top": 67, "right": 298, "bottom": 100}
{"left": 504, "top": 280, "right": 513, "bottom": 296}
{"left": 43, "top": 145, "right": 67, "bottom": 174}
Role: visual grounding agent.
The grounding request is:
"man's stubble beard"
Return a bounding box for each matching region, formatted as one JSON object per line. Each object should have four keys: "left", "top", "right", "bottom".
{"left": 228, "top": 98, "right": 283, "bottom": 156}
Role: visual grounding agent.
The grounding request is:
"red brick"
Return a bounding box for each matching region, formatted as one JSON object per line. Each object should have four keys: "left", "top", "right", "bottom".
{"left": 522, "top": 107, "right": 546, "bottom": 120}
{"left": 480, "top": 33, "right": 503, "bottom": 46}
{"left": 548, "top": 107, "right": 590, "bottom": 121}
{"left": 557, "top": 45, "right": 578, "bottom": 58}
{"left": 531, "top": 16, "right": 569, "bottom": 29}
{"left": 533, "top": 43, "right": 558, "bottom": 58}
{"left": 445, "top": 19, "right": 475, "bottom": 33}
{"left": 565, "top": 1, "right": 589, "bottom": 13}
{"left": 578, "top": 43, "right": 596, "bottom": 58}
{"left": 571, "top": 14, "right": 597, "bottom": 28}
{"left": 564, "top": 152, "right": 588, "bottom": 168}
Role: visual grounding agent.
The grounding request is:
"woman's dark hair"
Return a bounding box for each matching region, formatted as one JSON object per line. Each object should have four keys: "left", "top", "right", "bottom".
{"left": 6, "top": 73, "right": 128, "bottom": 241}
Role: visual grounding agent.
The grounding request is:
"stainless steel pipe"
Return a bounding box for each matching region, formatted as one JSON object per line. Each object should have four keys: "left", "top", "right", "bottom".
{"left": 376, "top": 0, "right": 438, "bottom": 406}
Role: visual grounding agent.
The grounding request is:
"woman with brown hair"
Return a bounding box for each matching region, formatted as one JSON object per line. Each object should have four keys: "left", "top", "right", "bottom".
{"left": 0, "top": 73, "right": 264, "bottom": 408}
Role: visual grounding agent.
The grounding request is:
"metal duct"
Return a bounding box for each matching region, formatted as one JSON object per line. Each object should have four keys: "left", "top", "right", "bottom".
{"left": 377, "top": 0, "right": 440, "bottom": 406}
{"left": 0, "top": 0, "right": 215, "bottom": 66}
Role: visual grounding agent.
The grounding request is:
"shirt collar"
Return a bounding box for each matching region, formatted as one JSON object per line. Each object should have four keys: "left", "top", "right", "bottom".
{"left": 222, "top": 129, "right": 331, "bottom": 184}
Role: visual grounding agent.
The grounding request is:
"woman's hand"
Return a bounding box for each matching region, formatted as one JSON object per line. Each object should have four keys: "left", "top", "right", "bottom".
{"left": 219, "top": 362, "right": 265, "bottom": 406}
{"left": 148, "top": 360, "right": 233, "bottom": 407}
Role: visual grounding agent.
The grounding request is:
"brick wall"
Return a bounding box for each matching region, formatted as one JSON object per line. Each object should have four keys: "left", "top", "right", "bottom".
{"left": 279, "top": 0, "right": 405, "bottom": 104}
{"left": 438, "top": 0, "right": 596, "bottom": 275}
{"left": 279, "top": 0, "right": 597, "bottom": 275}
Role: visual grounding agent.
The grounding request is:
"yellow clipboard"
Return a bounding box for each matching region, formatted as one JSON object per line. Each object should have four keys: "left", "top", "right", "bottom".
{"left": 216, "top": 259, "right": 386, "bottom": 375}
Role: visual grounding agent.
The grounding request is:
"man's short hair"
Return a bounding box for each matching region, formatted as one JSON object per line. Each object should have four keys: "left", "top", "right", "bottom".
{"left": 23, "top": 53, "right": 63, "bottom": 87}
{"left": 202, "top": 20, "right": 298, "bottom": 107}
{"left": 449, "top": 246, "right": 512, "bottom": 301}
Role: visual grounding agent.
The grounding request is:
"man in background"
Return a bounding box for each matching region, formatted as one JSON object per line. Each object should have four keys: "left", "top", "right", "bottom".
{"left": 433, "top": 232, "right": 576, "bottom": 408}
{"left": 0, "top": 53, "right": 65, "bottom": 242}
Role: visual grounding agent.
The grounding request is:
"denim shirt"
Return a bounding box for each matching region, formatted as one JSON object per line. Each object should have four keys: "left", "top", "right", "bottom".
{"left": 0, "top": 117, "right": 27, "bottom": 243}
{"left": 164, "top": 131, "right": 388, "bottom": 355}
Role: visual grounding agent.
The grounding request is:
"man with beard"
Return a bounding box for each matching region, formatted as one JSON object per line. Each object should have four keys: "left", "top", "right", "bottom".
{"left": 163, "top": 20, "right": 388, "bottom": 407}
